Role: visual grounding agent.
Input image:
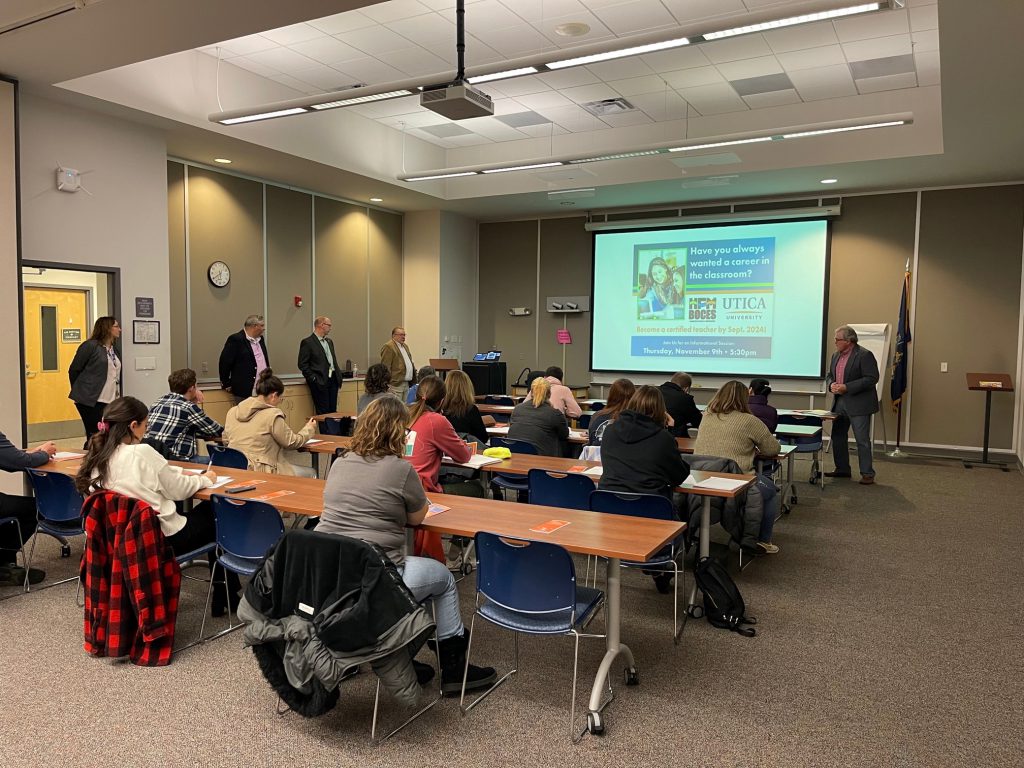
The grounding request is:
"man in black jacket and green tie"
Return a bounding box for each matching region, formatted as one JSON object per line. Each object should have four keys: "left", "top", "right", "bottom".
{"left": 298, "top": 316, "right": 342, "bottom": 417}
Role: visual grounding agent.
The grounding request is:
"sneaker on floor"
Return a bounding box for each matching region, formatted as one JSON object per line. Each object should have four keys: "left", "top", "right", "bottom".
{"left": 756, "top": 542, "right": 780, "bottom": 555}
{"left": 0, "top": 565, "right": 45, "bottom": 586}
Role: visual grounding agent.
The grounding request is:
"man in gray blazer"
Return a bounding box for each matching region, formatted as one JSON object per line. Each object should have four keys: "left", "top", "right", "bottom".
{"left": 825, "top": 325, "right": 879, "bottom": 484}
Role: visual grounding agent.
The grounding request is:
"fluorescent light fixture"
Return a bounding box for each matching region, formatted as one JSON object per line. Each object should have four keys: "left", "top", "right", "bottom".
{"left": 480, "top": 162, "right": 565, "bottom": 174}
{"left": 311, "top": 90, "right": 414, "bottom": 109}
{"left": 703, "top": 3, "right": 882, "bottom": 40}
{"left": 213, "top": 158, "right": 232, "bottom": 164}
{"left": 403, "top": 171, "right": 479, "bottom": 182}
{"left": 468, "top": 67, "right": 539, "bottom": 84}
{"left": 219, "top": 107, "right": 308, "bottom": 125}
{"left": 548, "top": 188, "right": 595, "bottom": 196}
{"left": 546, "top": 36, "right": 689, "bottom": 69}
{"left": 668, "top": 136, "right": 773, "bottom": 152}
{"left": 820, "top": 178, "right": 838, "bottom": 184}
{"left": 568, "top": 150, "right": 661, "bottom": 164}
{"left": 369, "top": 197, "right": 383, "bottom": 202}
{"left": 782, "top": 120, "right": 905, "bottom": 138}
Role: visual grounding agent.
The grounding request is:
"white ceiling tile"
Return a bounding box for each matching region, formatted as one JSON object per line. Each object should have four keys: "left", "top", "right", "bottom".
{"left": 360, "top": 0, "right": 433, "bottom": 24}
{"left": 468, "top": 0, "right": 528, "bottom": 29}
{"left": 661, "top": 66, "right": 725, "bottom": 89}
{"left": 337, "top": 25, "right": 420, "bottom": 55}
{"left": 661, "top": 0, "right": 746, "bottom": 25}
{"left": 289, "top": 36, "right": 365, "bottom": 66}
{"left": 436, "top": 36, "right": 506, "bottom": 66}
{"left": 349, "top": 94, "right": 425, "bottom": 118}
{"left": 472, "top": 24, "right": 558, "bottom": 57}
{"left": 598, "top": 110, "right": 653, "bottom": 127}
{"left": 419, "top": 0, "right": 459, "bottom": 9}
{"left": 762, "top": 21, "right": 838, "bottom": 54}
{"left": 530, "top": 105, "right": 604, "bottom": 132}
{"left": 267, "top": 73, "right": 320, "bottom": 95}
{"left": 914, "top": 50, "right": 940, "bottom": 86}
{"left": 215, "top": 35, "right": 278, "bottom": 57}
{"left": 389, "top": 12, "right": 455, "bottom": 48}
{"left": 640, "top": 46, "right": 712, "bottom": 73}
{"left": 225, "top": 56, "right": 279, "bottom": 78}
{"left": 515, "top": 90, "right": 575, "bottom": 109}
{"left": 787, "top": 63, "right": 857, "bottom": 101}
{"left": 491, "top": 98, "right": 528, "bottom": 115}
{"left": 379, "top": 111, "right": 443, "bottom": 128}
{"left": 717, "top": 54, "right": 783, "bottom": 81}
{"left": 245, "top": 47, "right": 321, "bottom": 72}
{"left": 536, "top": 67, "right": 602, "bottom": 89}
{"left": 442, "top": 133, "right": 495, "bottom": 146}
{"left": 534, "top": 12, "right": 616, "bottom": 48}
{"left": 608, "top": 74, "right": 671, "bottom": 97}
{"left": 561, "top": 83, "right": 622, "bottom": 104}
{"left": 289, "top": 64, "right": 356, "bottom": 90}
{"left": 489, "top": 74, "right": 553, "bottom": 97}
{"left": 701, "top": 34, "right": 773, "bottom": 64}
{"left": 385, "top": 47, "right": 451, "bottom": 78}
{"left": 455, "top": 116, "right": 529, "bottom": 140}
{"left": 261, "top": 23, "right": 329, "bottom": 46}
{"left": 842, "top": 34, "right": 912, "bottom": 62}
{"left": 408, "top": 130, "right": 453, "bottom": 147}
{"left": 517, "top": 123, "right": 562, "bottom": 137}
{"left": 334, "top": 57, "right": 410, "bottom": 84}
{"left": 676, "top": 83, "right": 747, "bottom": 115}
{"left": 856, "top": 71, "right": 918, "bottom": 94}
{"left": 590, "top": 1, "right": 678, "bottom": 35}
{"left": 629, "top": 90, "right": 688, "bottom": 121}
{"left": 909, "top": 4, "right": 938, "bottom": 31}
{"left": 511, "top": 0, "right": 588, "bottom": 22}
{"left": 776, "top": 44, "right": 847, "bottom": 72}
{"left": 742, "top": 88, "right": 801, "bottom": 109}
{"left": 834, "top": 9, "right": 909, "bottom": 42}
{"left": 308, "top": 11, "right": 377, "bottom": 35}
{"left": 911, "top": 29, "right": 938, "bottom": 53}
{"left": 586, "top": 56, "right": 655, "bottom": 81}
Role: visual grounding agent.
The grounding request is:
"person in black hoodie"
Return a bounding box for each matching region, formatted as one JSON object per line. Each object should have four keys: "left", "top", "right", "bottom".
{"left": 599, "top": 386, "right": 689, "bottom": 593}
{"left": 659, "top": 372, "right": 702, "bottom": 437}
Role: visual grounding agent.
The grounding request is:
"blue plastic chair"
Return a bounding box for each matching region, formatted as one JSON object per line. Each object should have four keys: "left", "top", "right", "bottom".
{"left": 489, "top": 437, "right": 538, "bottom": 502}
{"left": 206, "top": 444, "right": 250, "bottom": 469}
{"left": 527, "top": 469, "right": 594, "bottom": 510}
{"left": 199, "top": 495, "right": 285, "bottom": 640}
{"left": 322, "top": 416, "right": 354, "bottom": 437}
{"left": 776, "top": 415, "right": 824, "bottom": 498}
{"left": 589, "top": 490, "right": 685, "bottom": 643}
{"left": 24, "top": 469, "right": 86, "bottom": 594}
{"left": 460, "top": 532, "right": 605, "bottom": 742}
{"left": 576, "top": 413, "right": 591, "bottom": 430}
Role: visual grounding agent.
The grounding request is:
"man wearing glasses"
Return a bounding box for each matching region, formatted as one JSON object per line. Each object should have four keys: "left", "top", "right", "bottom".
{"left": 219, "top": 314, "right": 269, "bottom": 404}
{"left": 380, "top": 326, "right": 417, "bottom": 402}
{"left": 298, "top": 316, "right": 342, "bottom": 417}
{"left": 825, "top": 325, "right": 879, "bottom": 484}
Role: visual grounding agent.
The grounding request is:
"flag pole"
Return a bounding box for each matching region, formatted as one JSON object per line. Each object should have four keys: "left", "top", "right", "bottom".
{"left": 887, "top": 258, "right": 911, "bottom": 458}
{"left": 887, "top": 400, "right": 906, "bottom": 457}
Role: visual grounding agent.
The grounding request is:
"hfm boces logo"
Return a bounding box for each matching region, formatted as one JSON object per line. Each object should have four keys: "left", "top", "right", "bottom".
{"left": 688, "top": 296, "right": 717, "bottom": 321}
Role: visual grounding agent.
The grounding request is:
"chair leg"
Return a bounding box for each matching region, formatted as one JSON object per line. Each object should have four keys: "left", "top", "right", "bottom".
{"left": 22, "top": 532, "right": 39, "bottom": 593}
{"left": 460, "top": 615, "right": 518, "bottom": 715}
{"left": 569, "top": 631, "right": 585, "bottom": 744}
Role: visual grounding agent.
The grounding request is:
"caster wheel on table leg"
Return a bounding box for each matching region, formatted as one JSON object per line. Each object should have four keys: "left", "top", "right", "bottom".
{"left": 461, "top": 562, "right": 474, "bottom": 576}
{"left": 587, "top": 711, "right": 605, "bottom": 735}
{"left": 624, "top": 667, "right": 640, "bottom": 686}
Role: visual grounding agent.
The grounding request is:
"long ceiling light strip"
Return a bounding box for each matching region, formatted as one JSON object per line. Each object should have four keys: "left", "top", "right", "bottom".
{"left": 210, "top": 1, "right": 893, "bottom": 125}
{"left": 398, "top": 117, "right": 911, "bottom": 181}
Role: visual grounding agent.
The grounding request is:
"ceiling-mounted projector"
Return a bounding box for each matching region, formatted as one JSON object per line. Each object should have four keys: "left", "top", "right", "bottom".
{"left": 420, "top": 82, "right": 493, "bottom": 120}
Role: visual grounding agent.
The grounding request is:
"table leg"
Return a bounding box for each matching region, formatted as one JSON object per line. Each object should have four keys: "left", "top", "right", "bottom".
{"left": 783, "top": 451, "right": 795, "bottom": 510}
{"left": 587, "top": 557, "right": 634, "bottom": 731}
{"left": 312, "top": 452, "right": 321, "bottom": 479}
{"left": 686, "top": 497, "right": 711, "bottom": 610}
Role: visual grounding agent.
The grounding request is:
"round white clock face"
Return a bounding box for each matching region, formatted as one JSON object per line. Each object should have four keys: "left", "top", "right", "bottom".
{"left": 208, "top": 260, "right": 230, "bottom": 287}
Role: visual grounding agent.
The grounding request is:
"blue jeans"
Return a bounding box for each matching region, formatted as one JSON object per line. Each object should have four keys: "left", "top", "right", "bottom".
{"left": 832, "top": 398, "right": 875, "bottom": 477}
{"left": 399, "top": 556, "right": 464, "bottom": 640}
{"left": 756, "top": 475, "right": 779, "bottom": 543}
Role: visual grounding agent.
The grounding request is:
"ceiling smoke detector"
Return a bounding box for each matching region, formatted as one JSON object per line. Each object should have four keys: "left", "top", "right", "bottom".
{"left": 581, "top": 98, "right": 636, "bottom": 117}
{"left": 555, "top": 22, "right": 591, "bottom": 37}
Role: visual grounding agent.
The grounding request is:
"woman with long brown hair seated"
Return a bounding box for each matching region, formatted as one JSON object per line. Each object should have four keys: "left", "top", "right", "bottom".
{"left": 357, "top": 363, "right": 395, "bottom": 415}
{"left": 316, "top": 396, "right": 495, "bottom": 695}
{"left": 587, "top": 378, "right": 636, "bottom": 446}
{"left": 439, "top": 369, "right": 489, "bottom": 445}
{"left": 75, "top": 396, "right": 240, "bottom": 614}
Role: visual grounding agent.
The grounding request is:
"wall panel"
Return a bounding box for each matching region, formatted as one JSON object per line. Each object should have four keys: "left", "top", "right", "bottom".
{"left": 266, "top": 185, "right": 312, "bottom": 376}
{"left": 479, "top": 220, "right": 538, "bottom": 377}
{"left": 369, "top": 208, "right": 404, "bottom": 362}
{"left": 315, "top": 197, "right": 368, "bottom": 370}
{"left": 538, "top": 217, "right": 591, "bottom": 386}
{"left": 167, "top": 161, "right": 187, "bottom": 371}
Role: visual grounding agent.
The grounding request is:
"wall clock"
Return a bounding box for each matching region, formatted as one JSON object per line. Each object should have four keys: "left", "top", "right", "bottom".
{"left": 208, "top": 260, "right": 230, "bottom": 287}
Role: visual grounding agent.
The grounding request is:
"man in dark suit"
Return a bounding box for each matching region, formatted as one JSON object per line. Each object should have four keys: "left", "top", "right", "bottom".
{"left": 825, "top": 325, "right": 879, "bottom": 484}
{"left": 218, "top": 314, "right": 269, "bottom": 404}
{"left": 659, "top": 372, "right": 703, "bottom": 437}
{"left": 298, "top": 316, "right": 342, "bottom": 416}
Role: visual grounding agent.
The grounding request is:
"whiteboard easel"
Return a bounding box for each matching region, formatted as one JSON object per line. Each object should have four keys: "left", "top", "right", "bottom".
{"left": 849, "top": 323, "right": 891, "bottom": 452}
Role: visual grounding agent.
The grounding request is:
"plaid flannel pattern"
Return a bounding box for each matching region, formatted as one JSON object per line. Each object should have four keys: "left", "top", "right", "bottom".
{"left": 82, "top": 491, "right": 181, "bottom": 667}
{"left": 146, "top": 393, "right": 223, "bottom": 461}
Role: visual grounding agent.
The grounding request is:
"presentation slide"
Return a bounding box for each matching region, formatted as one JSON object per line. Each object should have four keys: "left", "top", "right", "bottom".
{"left": 591, "top": 219, "right": 829, "bottom": 377}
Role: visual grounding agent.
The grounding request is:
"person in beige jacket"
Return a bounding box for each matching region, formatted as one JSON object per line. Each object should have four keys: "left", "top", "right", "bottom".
{"left": 224, "top": 369, "right": 316, "bottom": 476}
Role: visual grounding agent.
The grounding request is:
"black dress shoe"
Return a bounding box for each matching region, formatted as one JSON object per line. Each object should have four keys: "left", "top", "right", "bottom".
{"left": 652, "top": 573, "right": 674, "bottom": 594}
{"left": 824, "top": 470, "right": 851, "bottom": 478}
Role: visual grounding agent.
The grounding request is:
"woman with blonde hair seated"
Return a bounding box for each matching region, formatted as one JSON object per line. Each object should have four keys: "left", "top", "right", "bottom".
{"left": 224, "top": 369, "right": 316, "bottom": 476}
{"left": 507, "top": 376, "right": 569, "bottom": 456}
{"left": 693, "top": 380, "right": 782, "bottom": 554}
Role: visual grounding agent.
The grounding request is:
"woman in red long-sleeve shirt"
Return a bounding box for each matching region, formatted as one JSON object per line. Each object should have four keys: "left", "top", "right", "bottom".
{"left": 406, "top": 375, "right": 471, "bottom": 562}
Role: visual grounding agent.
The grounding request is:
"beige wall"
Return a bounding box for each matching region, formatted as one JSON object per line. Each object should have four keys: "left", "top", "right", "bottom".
{"left": 0, "top": 80, "right": 21, "bottom": 492}
{"left": 403, "top": 210, "right": 441, "bottom": 364}
{"left": 266, "top": 185, "right": 313, "bottom": 376}
{"left": 440, "top": 211, "right": 479, "bottom": 363}
{"left": 479, "top": 186, "right": 1024, "bottom": 453}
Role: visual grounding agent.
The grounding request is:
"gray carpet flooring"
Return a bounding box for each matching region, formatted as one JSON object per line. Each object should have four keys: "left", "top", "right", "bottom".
{"left": 1, "top": 456, "right": 1022, "bottom": 767}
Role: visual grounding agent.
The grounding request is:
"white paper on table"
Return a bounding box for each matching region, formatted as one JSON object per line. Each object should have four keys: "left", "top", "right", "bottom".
{"left": 694, "top": 476, "right": 749, "bottom": 491}
{"left": 583, "top": 466, "right": 603, "bottom": 477}
{"left": 569, "top": 430, "right": 586, "bottom": 439}
{"left": 487, "top": 426, "right": 510, "bottom": 434}
{"left": 52, "top": 451, "right": 85, "bottom": 460}
{"left": 449, "top": 454, "right": 502, "bottom": 468}
{"left": 305, "top": 439, "right": 324, "bottom": 445}
{"left": 208, "top": 477, "right": 234, "bottom": 489}
{"left": 683, "top": 474, "right": 697, "bottom": 486}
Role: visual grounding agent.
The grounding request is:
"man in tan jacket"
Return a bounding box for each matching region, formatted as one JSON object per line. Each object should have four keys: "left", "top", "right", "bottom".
{"left": 379, "top": 326, "right": 416, "bottom": 401}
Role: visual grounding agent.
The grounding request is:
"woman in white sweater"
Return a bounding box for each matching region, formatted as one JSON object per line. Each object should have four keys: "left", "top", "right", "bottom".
{"left": 75, "top": 396, "right": 240, "bottom": 615}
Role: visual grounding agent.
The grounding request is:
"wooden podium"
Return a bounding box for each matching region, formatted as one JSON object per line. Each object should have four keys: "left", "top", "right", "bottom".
{"left": 429, "top": 358, "right": 460, "bottom": 380}
{"left": 963, "top": 373, "right": 1014, "bottom": 471}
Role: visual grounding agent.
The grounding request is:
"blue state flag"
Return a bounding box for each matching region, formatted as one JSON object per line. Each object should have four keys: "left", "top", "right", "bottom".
{"left": 890, "top": 270, "right": 912, "bottom": 411}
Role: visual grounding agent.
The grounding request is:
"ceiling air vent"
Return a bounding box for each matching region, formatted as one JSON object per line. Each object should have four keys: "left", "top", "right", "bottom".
{"left": 581, "top": 98, "right": 636, "bottom": 117}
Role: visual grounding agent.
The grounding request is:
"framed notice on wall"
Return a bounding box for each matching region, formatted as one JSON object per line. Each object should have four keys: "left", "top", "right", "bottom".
{"left": 133, "top": 320, "right": 160, "bottom": 344}
{"left": 135, "top": 296, "right": 155, "bottom": 318}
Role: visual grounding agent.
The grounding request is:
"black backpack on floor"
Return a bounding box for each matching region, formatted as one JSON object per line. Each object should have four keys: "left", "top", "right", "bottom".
{"left": 694, "top": 557, "right": 757, "bottom": 637}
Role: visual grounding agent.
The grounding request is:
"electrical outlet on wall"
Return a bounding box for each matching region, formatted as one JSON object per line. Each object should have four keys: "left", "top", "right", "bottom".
{"left": 940, "top": 362, "right": 948, "bottom": 372}
{"left": 201, "top": 361, "right": 209, "bottom": 373}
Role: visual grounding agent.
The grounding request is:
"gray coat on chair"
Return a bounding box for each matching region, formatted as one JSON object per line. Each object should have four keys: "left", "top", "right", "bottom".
{"left": 683, "top": 455, "right": 763, "bottom": 551}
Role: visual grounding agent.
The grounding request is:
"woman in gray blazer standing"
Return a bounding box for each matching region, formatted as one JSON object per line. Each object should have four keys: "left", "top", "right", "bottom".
{"left": 69, "top": 316, "right": 122, "bottom": 446}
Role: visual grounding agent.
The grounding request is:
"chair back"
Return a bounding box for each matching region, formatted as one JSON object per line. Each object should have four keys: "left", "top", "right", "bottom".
{"left": 490, "top": 436, "right": 538, "bottom": 455}
{"left": 26, "top": 469, "right": 85, "bottom": 523}
{"left": 528, "top": 469, "right": 593, "bottom": 510}
{"left": 576, "top": 414, "right": 591, "bottom": 430}
{"left": 776, "top": 414, "right": 824, "bottom": 448}
{"left": 207, "top": 444, "right": 250, "bottom": 469}
{"left": 493, "top": 396, "right": 515, "bottom": 407}
{"left": 589, "top": 490, "right": 676, "bottom": 522}
{"left": 211, "top": 495, "right": 285, "bottom": 559}
{"left": 589, "top": 401, "right": 606, "bottom": 412}
{"left": 322, "top": 416, "right": 353, "bottom": 436}
{"left": 475, "top": 532, "right": 576, "bottom": 614}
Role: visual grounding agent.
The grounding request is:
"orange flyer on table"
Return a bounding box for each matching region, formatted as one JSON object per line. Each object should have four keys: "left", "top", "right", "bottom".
{"left": 252, "top": 490, "right": 296, "bottom": 502}
{"left": 530, "top": 519, "right": 571, "bottom": 534}
{"left": 567, "top": 465, "right": 587, "bottom": 472}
